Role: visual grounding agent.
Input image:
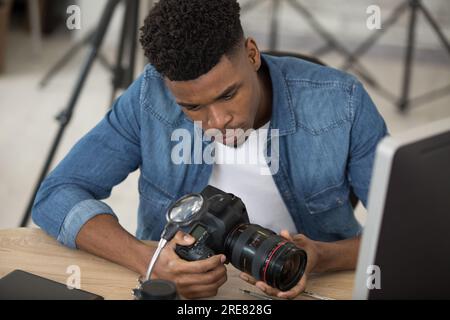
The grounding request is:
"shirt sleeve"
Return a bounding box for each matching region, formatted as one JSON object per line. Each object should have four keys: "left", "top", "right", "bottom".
{"left": 347, "top": 82, "right": 388, "bottom": 208}
{"left": 31, "top": 73, "right": 144, "bottom": 249}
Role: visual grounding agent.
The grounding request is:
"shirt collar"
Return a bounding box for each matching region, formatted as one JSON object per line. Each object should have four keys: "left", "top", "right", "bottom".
{"left": 261, "top": 54, "right": 297, "bottom": 137}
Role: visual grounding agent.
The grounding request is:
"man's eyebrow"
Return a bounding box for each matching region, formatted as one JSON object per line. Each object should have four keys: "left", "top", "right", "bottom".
{"left": 215, "top": 82, "right": 241, "bottom": 100}
{"left": 177, "top": 82, "right": 242, "bottom": 108}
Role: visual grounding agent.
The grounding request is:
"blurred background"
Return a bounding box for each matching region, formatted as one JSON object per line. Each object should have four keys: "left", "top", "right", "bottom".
{"left": 0, "top": 0, "right": 449, "bottom": 234}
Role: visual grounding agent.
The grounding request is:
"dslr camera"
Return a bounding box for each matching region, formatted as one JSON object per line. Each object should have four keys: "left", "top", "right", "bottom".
{"left": 171, "top": 185, "right": 307, "bottom": 291}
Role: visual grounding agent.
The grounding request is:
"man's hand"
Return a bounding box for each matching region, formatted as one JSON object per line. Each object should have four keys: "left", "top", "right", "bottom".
{"left": 240, "top": 230, "right": 361, "bottom": 299}
{"left": 75, "top": 215, "right": 227, "bottom": 299}
{"left": 152, "top": 231, "right": 228, "bottom": 299}
{"left": 239, "top": 230, "right": 319, "bottom": 299}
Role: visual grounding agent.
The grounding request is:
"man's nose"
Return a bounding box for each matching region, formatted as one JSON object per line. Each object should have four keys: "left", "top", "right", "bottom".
{"left": 207, "top": 104, "right": 232, "bottom": 131}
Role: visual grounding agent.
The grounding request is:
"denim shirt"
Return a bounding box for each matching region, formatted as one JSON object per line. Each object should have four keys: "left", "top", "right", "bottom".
{"left": 32, "top": 54, "right": 388, "bottom": 249}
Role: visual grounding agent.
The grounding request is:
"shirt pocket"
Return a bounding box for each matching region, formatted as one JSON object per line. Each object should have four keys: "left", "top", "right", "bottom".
{"left": 304, "top": 181, "right": 349, "bottom": 214}
{"left": 304, "top": 181, "right": 361, "bottom": 238}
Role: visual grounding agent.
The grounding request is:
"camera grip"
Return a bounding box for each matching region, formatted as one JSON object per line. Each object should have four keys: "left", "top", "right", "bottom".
{"left": 175, "top": 244, "right": 215, "bottom": 262}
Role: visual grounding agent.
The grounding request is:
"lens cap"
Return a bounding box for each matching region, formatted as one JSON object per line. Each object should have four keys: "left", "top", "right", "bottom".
{"left": 135, "top": 279, "right": 178, "bottom": 300}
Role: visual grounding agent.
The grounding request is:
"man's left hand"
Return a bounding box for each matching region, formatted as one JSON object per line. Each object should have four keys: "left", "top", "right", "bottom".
{"left": 239, "top": 230, "right": 319, "bottom": 299}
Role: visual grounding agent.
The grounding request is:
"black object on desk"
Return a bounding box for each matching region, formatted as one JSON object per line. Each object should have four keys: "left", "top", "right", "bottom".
{"left": 133, "top": 279, "right": 179, "bottom": 300}
{"left": 0, "top": 270, "right": 104, "bottom": 300}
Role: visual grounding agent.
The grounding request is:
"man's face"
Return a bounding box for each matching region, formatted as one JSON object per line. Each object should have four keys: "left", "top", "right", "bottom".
{"left": 165, "top": 40, "right": 264, "bottom": 146}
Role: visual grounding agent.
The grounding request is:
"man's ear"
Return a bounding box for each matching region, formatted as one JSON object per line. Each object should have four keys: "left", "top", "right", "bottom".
{"left": 244, "top": 37, "right": 261, "bottom": 71}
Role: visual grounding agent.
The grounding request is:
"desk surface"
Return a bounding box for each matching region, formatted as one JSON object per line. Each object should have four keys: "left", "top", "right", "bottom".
{"left": 0, "top": 228, "right": 355, "bottom": 300}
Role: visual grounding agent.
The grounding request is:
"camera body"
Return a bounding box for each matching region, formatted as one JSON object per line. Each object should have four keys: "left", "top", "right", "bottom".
{"left": 174, "top": 186, "right": 307, "bottom": 291}
{"left": 175, "top": 185, "right": 249, "bottom": 261}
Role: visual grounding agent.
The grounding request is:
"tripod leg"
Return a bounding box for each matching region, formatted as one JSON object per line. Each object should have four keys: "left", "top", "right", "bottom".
{"left": 418, "top": 0, "right": 450, "bottom": 55}
{"left": 98, "top": 53, "right": 113, "bottom": 73}
{"left": 110, "top": 0, "right": 140, "bottom": 104}
{"left": 110, "top": 1, "right": 131, "bottom": 103}
{"left": 269, "top": 0, "right": 281, "bottom": 51}
{"left": 39, "top": 32, "right": 95, "bottom": 88}
{"left": 409, "top": 84, "right": 450, "bottom": 108}
{"left": 39, "top": 31, "right": 114, "bottom": 88}
{"left": 398, "top": 0, "right": 418, "bottom": 112}
{"left": 312, "top": 44, "right": 333, "bottom": 56}
{"left": 21, "top": 0, "right": 122, "bottom": 227}
{"left": 125, "top": 0, "right": 140, "bottom": 86}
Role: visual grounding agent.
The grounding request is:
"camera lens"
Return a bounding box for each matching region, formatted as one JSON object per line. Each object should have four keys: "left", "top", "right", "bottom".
{"left": 281, "top": 253, "right": 300, "bottom": 280}
{"left": 225, "top": 224, "right": 307, "bottom": 291}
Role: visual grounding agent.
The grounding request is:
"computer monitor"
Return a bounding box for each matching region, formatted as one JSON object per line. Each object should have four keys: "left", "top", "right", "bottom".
{"left": 353, "top": 118, "right": 450, "bottom": 299}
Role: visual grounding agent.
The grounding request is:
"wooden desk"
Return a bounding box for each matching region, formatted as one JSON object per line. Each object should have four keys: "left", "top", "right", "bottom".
{"left": 0, "top": 228, "right": 355, "bottom": 300}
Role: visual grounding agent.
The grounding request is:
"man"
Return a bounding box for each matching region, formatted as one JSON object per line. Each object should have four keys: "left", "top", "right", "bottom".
{"left": 32, "top": 0, "right": 387, "bottom": 299}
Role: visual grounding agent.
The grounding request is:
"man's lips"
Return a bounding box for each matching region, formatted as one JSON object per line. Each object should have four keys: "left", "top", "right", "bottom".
{"left": 223, "top": 129, "right": 248, "bottom": 145}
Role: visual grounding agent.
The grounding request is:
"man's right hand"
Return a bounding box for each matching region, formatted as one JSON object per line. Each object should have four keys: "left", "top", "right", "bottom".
{"left": 75, "top": 215, "right": 227, "bottom": 299}
{"left": 151, "top": 231, "right": 228, "bottom": 299}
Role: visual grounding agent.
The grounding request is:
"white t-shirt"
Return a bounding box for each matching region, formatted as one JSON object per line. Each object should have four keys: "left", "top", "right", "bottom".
{"left": 208, "top": 122, "right": 298, "bottom": 234}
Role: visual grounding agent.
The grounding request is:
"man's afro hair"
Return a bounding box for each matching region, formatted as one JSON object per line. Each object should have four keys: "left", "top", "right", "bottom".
{"left": 140, "top": 0, "right": 244, "bottom": 81}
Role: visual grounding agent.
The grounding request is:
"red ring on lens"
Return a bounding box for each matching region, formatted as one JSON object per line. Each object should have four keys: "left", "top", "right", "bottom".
{"left": 262, "top": 241, "right": 287, "bottom": 283}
